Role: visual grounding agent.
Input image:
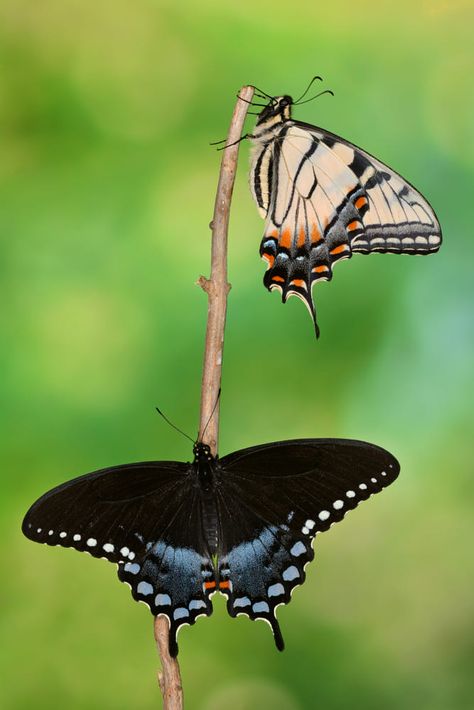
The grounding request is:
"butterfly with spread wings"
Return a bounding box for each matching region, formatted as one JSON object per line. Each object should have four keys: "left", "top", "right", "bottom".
{"left": 22, "top": 438, "right": 399, "bottom": 656}
{"left": 248, "top": 81, "right": 442, "bottom": 337}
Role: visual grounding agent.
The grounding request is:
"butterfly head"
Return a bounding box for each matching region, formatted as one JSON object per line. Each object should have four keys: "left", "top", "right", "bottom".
{"left": 256, "top": 95, "right": 293, "bottom": 127}
{"left": 193, "top": 442, "right": 213, "bottom": 462}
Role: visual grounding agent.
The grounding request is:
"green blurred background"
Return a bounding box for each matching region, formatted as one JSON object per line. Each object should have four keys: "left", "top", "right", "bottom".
{"left": 1, "top": 1, "right": 473, "bottom": 708}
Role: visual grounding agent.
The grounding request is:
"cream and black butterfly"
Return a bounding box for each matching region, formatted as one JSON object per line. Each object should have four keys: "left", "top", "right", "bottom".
{"left": 246, "top": 79, "right": 442, "bottom": 337}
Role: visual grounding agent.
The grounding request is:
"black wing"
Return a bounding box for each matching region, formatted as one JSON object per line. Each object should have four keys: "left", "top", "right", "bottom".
{"left": 22, "top": 462, "right": 215, "bottom": 656}
{"left": 215, "top": 438, "right": 399, "bottom": 650}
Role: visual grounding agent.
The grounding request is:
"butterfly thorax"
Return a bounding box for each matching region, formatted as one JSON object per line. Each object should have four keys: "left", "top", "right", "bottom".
{"left": 193, "top": 442, "right": 216, "bottom": 493}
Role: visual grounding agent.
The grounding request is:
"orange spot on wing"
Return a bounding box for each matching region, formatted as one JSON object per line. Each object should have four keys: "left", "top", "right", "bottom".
{"left": 204, "top": 581, "right": 216, "bottom": 590}
{"left": 311, "top": 224, "right": 323, "bottom": 245}
{"left": 347, "top": 221, "right": 360, "bottom": 232}
{"left": 330, "top": 244, "right": 348, "bottom": 256}
{"left": 262, "top": 253, "right": 275, "bottom": 268}
{"left": 219, "top": 580, "right": 231, "bottom": 590}
{"left": 312, "top": 265, "right": 329, "bottom": 273}
{"left": 290, "top": 279, "right": 305, "bottom": 288}
{"left": 355, "top": 196, "right": 368, "bottom": 209}
{"left": 297, "top": 226, "right": 306, "bottom": 248}
{"left": 272, "top": 275, "right": 285, "bottom": 283}
{"left": 279, "top": 228, "right": 292, "bottom": 249}
{"left": 269, "top": 229, "right": 279, "bottom": 238}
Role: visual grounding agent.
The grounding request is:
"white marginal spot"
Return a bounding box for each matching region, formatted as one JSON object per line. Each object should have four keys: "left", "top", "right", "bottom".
{"left": 302, "top": 526, "right": 309, "bottom": 535}
{"left": 333, "top": 500, "right": 344, "bottom": 510}
{"left": 120, "top": 546, "right": 130, "bottom": 557}
{"left": 402, "top": 237, "right": 414, "bottom": 244}
{"left": 346, "top": 490, "right": 356, "bottom": 498}
{"left": 37, "top": 528, "right": 42, "bottom": 534}
{"left": 318, "top": 510, "right": 330, "bottom": 521}
{"left": 305, "top": 519, "right": 315, "bottom": 530}
{"left": 234, "top": 597, "right": 251, "bottom": 608}
{"left": 283, "top": 566, "right": 300, "bottom": 582}
{"left": 173, "top": 607, "right": 189, "bottom": 620}
{"left": 155, "top": 593, "right": 171, "bottom": 606}
{"left": 371, "top": 477, "right": 377, "bottom": 483}
{"left": 429, "top": 235, "right": 440, "bottom": 245}
{"left": 59, "top": 532, "right": 67, "bottom": 538}
{"left": 359, "top": 483, "right": 368, "bottom": 490}
{"left": 103, "top": 543, "right": 114, "bottom": 553}
{"left": 73, "top": 534, "right": 81, "bottom": 541}
{"left": 252, "top": 601, "right": 269, "bottom": 614}
{"left": 128, "top": 551, "right": 135, "bottom": 560}
{"left": 48, "top": 530, "right": 54, "bottom": 536}
{"left": 137, "top": 581, "right": 154, "bottom": 596}
{"left": 124, "top": 562, "right": 140, "bottom": 574}
{"left": 86, "top": 538, "right": 97, "bottom": 547}
{"left": 189, "top": 599, "right": 207, "bottom": 611}
{"left": 290, "top": 541, "right": 306, "bottom": 557}
{"left": 381, "top": 471, "right": 387, "bottom": 476}
{"left": 415, "top": 236, "right": 428, "bottom": 245}
{"left": 268, "top": 583, "right": 285, "bottom": 597}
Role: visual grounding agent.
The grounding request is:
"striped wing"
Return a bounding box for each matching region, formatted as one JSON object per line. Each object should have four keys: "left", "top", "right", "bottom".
{"left": 252, "top": 122, "right": 442, "bottom": 335}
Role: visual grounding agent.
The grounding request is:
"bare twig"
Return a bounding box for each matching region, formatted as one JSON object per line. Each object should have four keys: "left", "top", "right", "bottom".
{"left": 198, "top": 85, "right": 255, "bottom": 453}
{"left": 154, "top": 85, "right": 255, "bottom": 707}
{"left": 154, "top": 616, "right": 183, "bottom": 709}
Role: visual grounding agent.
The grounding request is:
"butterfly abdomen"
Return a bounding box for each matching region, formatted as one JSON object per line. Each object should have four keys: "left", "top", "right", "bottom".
{"left": 200, "top": 492, "right": 219, "bottom": 556}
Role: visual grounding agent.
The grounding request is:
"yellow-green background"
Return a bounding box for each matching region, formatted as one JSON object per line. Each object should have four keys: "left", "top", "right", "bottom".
{"left": 1, "top": 1, "right": 473, "bottom": 708}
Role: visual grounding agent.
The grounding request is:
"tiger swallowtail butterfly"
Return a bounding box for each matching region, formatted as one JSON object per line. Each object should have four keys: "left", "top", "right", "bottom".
{"left": 249, "top": 87, "right": 442, "bottom": 337}
{"left": 23, "top": 438, "right": 399, "bottom": 656}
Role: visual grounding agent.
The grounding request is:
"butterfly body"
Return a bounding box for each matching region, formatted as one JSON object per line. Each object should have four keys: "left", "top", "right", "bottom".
{"left": 249, "top": 95, "right": 442, "bottom": 336}
{"left": 23, "top": 438, "right": 399, "bottom": 656}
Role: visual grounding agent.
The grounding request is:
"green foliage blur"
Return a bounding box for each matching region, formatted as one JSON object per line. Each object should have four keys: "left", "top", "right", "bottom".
{"left": 1, "top": 1, "right": 473, "bottom": 708}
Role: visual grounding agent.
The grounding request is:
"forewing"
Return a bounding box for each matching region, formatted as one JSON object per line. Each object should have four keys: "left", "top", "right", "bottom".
{"left": 22, "top": 462, "right": 215, "bottom": 656}
{"left": 258, "top": 122, "right": 441, "bottom": 333}
{"left": 216, "top": 439, "right": 399, "bottom": 650}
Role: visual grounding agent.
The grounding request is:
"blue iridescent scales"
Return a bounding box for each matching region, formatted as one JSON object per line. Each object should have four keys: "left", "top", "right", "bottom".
{"left": 249, "top": 93, "right": 442, "bottom": 337}
{"left": 22, "top": 438, "right": 399, "bottom": 656}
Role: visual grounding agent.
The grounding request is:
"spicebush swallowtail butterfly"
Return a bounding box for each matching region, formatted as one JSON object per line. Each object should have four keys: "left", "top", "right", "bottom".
{"left": 249, "top": 83, "right": 442, "bottom": 337}
{"left": 23, "top": 438, "right": 399, "bottom": 656}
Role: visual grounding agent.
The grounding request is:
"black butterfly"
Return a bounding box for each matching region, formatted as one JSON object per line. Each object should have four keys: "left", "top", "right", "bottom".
{"left": 22, "top": 438, "right": 399, "bottom": 656}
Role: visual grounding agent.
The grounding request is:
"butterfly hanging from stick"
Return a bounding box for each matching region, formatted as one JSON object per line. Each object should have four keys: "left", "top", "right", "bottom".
{"left": 243, "top": 77, "right": 442, "bottom": 337}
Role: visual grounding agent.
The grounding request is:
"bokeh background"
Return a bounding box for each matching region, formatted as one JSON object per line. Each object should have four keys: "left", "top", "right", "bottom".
{"left": 1, "top": 1, "right": 473, "bottom": 708}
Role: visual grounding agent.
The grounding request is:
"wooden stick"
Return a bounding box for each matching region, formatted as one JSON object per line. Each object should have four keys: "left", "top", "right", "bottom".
{"left": 154, "top": 85, "right": 255, "bottom": 707}
{"left": 198, "top": 85, "right": 255, "bottom": 454}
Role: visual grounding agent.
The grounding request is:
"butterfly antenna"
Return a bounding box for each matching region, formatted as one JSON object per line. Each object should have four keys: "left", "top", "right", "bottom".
{"left": 155, "top": 407, "right": 194, "bottom": 444}
{"left": 295, "top": 89, "right": 334, "bottom": 107}
{"left": 201, "top": 388, "right": 221, "bottom": 441}
{"left": 294, "top": 76, "right": 323, "bottom": 104}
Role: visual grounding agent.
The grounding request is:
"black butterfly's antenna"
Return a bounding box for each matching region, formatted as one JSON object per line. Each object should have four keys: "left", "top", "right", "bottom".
{"left": 200, "top": 388, "right": 221, "bottom": 441}
{"left": 294, "top": 76, "right": 323, "bottom": 104}
{"left": 155, "top": 406, "right": 194, "bottom": 444}
{"left": 295, "top": 89, "right": 334, "bottom": 106}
